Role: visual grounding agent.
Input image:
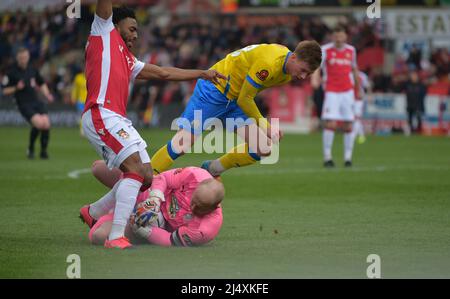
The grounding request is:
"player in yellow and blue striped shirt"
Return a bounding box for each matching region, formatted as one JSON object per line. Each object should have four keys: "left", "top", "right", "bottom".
{"left": 151, "top": 41, "right": 322, "bottom": 176}
{"left": 71, "top": 70, "right": 87, "bottom": 136}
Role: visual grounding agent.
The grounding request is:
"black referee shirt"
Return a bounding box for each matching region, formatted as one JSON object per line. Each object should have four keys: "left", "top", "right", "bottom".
{"left": 3, "top": 63, "right": 45, "bottom": 106}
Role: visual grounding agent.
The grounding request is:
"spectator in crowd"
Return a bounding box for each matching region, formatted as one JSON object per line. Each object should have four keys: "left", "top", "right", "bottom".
{"left": 407, "top": 45, "right": 422, "bottom": 71}
{"left": 371, "top": 66, "right": 391, "bottom": 93}
{"left": 1, "top": 3, "right": 448, "bottom": 125}
{"left": 405, "top": 71, "right": 427, "bottom": 134}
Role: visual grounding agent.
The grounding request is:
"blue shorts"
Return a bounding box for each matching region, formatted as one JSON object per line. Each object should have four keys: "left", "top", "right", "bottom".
{"left": 176, "top": 79, "right": 252, "bottom": 135}
{"left": 76, "top": 102, "right": 85, "bottom": 114}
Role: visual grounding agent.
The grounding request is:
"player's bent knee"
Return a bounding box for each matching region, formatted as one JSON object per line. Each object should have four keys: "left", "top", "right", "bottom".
{"left": 91, "top": 229, "right": 108, "bottom": 245}
{"left": 42, "top": 115, "right": 51, "bottom": 130}
{"left": 31, "top": 117, "right": 45, "bottom": 130}
{"left": 91, "top": 160, "right": 107, "bottom": 181}
{"left": 91, "top": 160, "right": 105, "bottom": 171}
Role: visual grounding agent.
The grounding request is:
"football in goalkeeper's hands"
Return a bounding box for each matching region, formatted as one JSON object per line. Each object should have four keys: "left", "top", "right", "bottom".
{"left": 132, "top": 198, "right": 164, "bottom": 228}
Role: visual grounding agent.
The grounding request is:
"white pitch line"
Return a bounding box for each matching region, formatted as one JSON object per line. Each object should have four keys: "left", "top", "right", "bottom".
{"left": 67, "top": 168, "right": 91, "bottom": 179}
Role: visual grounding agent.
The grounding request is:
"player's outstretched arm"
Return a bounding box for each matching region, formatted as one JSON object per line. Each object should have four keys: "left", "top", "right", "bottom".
{"left": 134, "top": 226, "right": 206, "bottom": 247}
{"left": 353, "top": 67, "right": 362, "bottom": 99}
{"left": 136, "top": 64, "right": 226, "bottom": 84}
{"left": 2, "top": 85, "right": 19, "bottom": 96}
{"left": 236, "top": 80, "right": 269, "bottom": 130}
{"left": 236, "top": 80, "right": 283, "bottom": 142}
{"left": 96, "top": 0, "right": 113, "bottom": 20}
{"left": 3, "top": 78, "right": 24, "bottom": 96}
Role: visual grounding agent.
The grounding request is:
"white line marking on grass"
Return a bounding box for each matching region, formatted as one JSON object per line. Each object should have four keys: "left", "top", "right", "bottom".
{"left": 7, "top": 175, "right": 69, "bottom": 180}
{"left": 67, "top": 168, "right": 91, "bottom": 179}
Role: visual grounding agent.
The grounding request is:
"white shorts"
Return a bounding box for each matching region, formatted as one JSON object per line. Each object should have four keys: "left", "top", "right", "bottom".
{"left": 82, "top": 106, "right": 150, "bottom": 169}
{"left": 354, "top": 100, "right": 364, "bottom": 119}
{"left": 322, "top": 90, "right": 355, "bottom": 122}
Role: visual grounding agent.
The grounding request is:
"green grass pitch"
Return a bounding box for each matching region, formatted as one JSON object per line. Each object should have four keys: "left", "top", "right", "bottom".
{"left": 0, "top": 127, "right": 449, "bottom": 278}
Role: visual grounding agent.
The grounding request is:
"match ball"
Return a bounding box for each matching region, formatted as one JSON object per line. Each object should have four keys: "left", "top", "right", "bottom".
{"left": 132, "top": 198, "right": 164, "bottom": 228}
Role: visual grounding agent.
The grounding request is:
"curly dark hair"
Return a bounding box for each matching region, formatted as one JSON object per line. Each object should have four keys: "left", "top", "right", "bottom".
{"left": 112, "top": 5, "right": 136, "bottom": 25}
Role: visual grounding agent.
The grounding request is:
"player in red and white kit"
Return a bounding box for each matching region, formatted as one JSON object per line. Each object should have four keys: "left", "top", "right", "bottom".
{"left": 79, "top": 1, "right": 225, "bottom": 249}
{"left": 312, "top": 26, "right": 361, "bottom": 168}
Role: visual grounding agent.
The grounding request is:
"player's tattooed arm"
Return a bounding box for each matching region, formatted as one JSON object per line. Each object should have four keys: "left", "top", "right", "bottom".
{"left": 96, "top": 0, "right": 113, "bottom": 20}
{"left": 136, "top": 64, "right": 226, "bottom": 84}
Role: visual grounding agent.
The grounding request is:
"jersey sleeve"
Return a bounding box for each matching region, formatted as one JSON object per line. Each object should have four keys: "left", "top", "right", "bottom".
{"left": 171, "top": 209, "right": 223, "bottom": 247}
{"left": 144, "top": 227, "right": 171, "bottom": 246}
{"left": 131, "top": 59, "right": 145, "bottom": 80}
{"left": 146, "top": 226, "right": 206, "bottom": 247}
{"left": 245, "top": 60, "right": 273, "bottom": 90}
{"left": 236, "top": 80, "right": 265, "bottom": 126}
{"left": 2, "top": 71, "right": 17, "bottom": 88}
{"left": 170, "top": 226, "right": 202, "bottom": 246}
{"left": 90, "top": 14, "right": 115, "bottom": 36}
{"left": 237, "top": 61, "right": 274, "bottom": 129}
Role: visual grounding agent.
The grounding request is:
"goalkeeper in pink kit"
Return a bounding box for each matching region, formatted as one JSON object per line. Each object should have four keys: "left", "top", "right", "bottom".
{"left": 87, "top": 162, "right": 224, "bottom": 247}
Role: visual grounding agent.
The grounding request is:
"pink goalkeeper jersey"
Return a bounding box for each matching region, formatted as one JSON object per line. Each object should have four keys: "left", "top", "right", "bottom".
{"left": 151, "top": 167, "right": 223, "bottom": 246}
{"left": 84, "top": 14, "right": 144, "bottom": 117}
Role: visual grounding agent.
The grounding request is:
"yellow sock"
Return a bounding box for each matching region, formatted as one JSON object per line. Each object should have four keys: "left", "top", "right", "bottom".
{"left": 151, "top": 143, "right": 177, "bottom": 174}
{"left": 218, "top": 143, "right": 260, "bottom": 170}
{"left": 143, "top": 106, "right": 153, "bottom": 124}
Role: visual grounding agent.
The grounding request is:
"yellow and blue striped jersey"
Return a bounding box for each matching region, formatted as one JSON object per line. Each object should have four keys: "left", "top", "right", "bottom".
{"left": 211, "top": 44, "right": 292, "bottom": 99}
{"left": 71, "top": 72, "right": 87, "bottom": 104}
{"left": 210, "top": 44, "right": 292, "bottom": 126}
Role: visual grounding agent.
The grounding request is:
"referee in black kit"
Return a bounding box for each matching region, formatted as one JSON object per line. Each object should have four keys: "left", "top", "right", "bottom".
{"left": 2, "top": 47, "right": 54, "bottom": 159}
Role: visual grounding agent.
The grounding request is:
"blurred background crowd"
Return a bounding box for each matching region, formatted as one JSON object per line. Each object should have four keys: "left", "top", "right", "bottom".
{"left": 0, "top": 0, "right": 449, "bottom": 129}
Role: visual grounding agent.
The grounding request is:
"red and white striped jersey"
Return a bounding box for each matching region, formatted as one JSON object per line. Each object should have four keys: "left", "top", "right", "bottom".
{"left": 321, "top": 43, "right": 357, "bottom": 93}
{"left": 84, "top": 14, "right": 145, "bottom": 117}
